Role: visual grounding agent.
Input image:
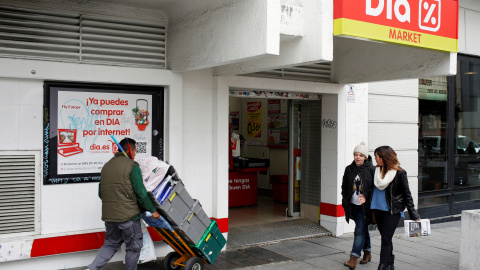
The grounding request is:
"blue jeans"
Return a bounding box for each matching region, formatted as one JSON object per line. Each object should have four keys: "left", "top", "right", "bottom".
{"left": 350, "top": 204, "right": 371, "bottom": 258}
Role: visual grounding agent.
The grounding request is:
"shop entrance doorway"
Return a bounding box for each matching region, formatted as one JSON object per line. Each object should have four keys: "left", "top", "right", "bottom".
{"left": 227, "top": 92, "right": 326, "bottom": 248}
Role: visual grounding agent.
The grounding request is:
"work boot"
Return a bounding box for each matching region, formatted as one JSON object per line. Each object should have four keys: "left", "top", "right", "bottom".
{"left": 344, "top": 255, "right": 358, "bottom": 269}
{"left": 360, "top": 251, "right": 372, "bottom": 264}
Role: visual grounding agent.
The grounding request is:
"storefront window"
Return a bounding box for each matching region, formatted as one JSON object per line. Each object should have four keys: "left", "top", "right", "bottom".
{"left": 418, "top": 196, "right": 448, "bottom": 208}
{"left": 454, "top": 190, "right": 480, "bottom": 203}
{"left": 418, "top": 77, "right": 448, "bottom": 192}
{"left": 454, "top": 59, "right": 480, "bottom": 190}
{"left": 419, "top": 56, "right": 480, "bottom": 216}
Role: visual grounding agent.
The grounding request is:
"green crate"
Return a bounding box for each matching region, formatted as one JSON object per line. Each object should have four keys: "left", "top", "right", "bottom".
{"left": 191, "top": 220, "right": 226, "bottom": 264}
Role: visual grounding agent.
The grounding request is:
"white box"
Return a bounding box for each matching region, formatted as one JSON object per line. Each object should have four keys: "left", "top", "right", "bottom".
{"left": 404, "top": 219, "right": 431, "bottom": 237}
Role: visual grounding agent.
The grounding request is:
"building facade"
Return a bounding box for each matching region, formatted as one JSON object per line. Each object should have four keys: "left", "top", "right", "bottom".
{"left": 0, "top": 0, "right": 476, "bottom": 269}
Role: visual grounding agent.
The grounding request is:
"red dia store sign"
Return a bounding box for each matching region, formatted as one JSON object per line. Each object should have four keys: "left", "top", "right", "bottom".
{"left": 334, "top": 0, "right": 458, "bottom": 52}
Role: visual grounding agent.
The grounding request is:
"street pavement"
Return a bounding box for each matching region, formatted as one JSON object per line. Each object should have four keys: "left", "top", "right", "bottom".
{"left": 71, "top": 220, "right": 461, "bottom": 270}
{"left": 233, "top": 220, "right": 461, "bottom": 270}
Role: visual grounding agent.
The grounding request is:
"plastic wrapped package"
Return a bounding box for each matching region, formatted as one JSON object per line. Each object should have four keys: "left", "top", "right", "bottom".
{"left": 152, "top": 175, "right": 174, "bottom": 204}
{"left": 140, "top": 212, "right": 173, "bottom": 231}
{"left": 137, "top": 156, "right": 170, "bottom": 191}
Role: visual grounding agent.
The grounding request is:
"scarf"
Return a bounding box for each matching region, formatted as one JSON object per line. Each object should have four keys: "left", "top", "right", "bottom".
{"left": 374, "top": 167, "right": 397, "bottom": 190}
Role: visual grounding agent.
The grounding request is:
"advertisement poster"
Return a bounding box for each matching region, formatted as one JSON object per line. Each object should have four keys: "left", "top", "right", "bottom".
{"left": 44, "top": 82, "right": 164, "bottom": 185}
{"left": 268, "top": 130, "right": 288, "bottom": 144}
{"left": 57, "top": 91, "right": 152, "bottom": 175}
{"left": 268, "top": 100, "right": 280, "bottom": 114}
{"left": 275, "top": 114, "right": 288, "bottom": 128}
{"left": 247, "top": 102, "right": 262, "bottom": 138}
{"left": 268, "top": 130, "right": 280, "bottom": 144}
{"left": 229, "top": 111, "right": 239, "bottom": 130}
{"left": 280, "top": 99, "right": 288, "bottom": 113}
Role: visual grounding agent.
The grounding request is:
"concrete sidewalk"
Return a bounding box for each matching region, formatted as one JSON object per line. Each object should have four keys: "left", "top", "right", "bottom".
{"left": 233, "top": 220, "right": 461, "bottom": 270}
{"left": 70, "top": 220, "right": 460, "bottom": 270}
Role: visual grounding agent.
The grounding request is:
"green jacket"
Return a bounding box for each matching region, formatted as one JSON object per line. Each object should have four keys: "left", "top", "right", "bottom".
{"left": 99, "top": 152, "right": 156, "bottom": 222}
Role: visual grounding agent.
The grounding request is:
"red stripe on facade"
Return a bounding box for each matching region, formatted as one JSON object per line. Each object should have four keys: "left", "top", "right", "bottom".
{"left": 31, "top": 232, "right": 106, "bottom": 257}
{"left": 30, "top": 218, "right": 229, "bottom": 257}
{"left": 212, "top": 218, "right": 228, "bottom": 233}
{"left": 320, "top": 202, "right": 345, "bottom": 217}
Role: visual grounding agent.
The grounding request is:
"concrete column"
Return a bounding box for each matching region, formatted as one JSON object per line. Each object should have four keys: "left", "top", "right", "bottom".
{"left": 460, "top": 209, "right": 480, "bottom": 269}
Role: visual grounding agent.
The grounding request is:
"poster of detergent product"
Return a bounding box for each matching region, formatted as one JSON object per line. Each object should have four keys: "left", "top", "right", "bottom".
{"left": 43, "top": 83, "right": 164, "bottom": 185}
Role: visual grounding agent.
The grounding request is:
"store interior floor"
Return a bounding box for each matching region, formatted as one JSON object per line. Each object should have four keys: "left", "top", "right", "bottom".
{"left": 227, "top": 189, "right": 330, "bottom": 250}
{"left": 229, "top": 189, "right": 294, "bottom": 229}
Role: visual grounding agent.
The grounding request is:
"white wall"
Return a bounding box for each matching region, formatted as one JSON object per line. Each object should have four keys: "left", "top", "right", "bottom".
{"left": 319, "top": 93, "right": 342, "bottom": 234}
{"left": 181, "top": 69, "right": 215, "bottom": 217}
{"left": 0, "top": 79, "right": 43, "bottom": 152}
{"left": 168, "top": 0, "right": 280, "bottom": 71}
{"left": 368, "top": 79, "right": 420, "bottom": 205}
{"left": 0, "top": 58, "right": 182, "bottom": 268}
{"left": 459, "top": 4, "right": 480, "bottom": 57}
{"left": 320, "top": 84, "right": 369, "bottom": 236}
{"left": 214, "top": 0, "right": 333, "bottom": 75}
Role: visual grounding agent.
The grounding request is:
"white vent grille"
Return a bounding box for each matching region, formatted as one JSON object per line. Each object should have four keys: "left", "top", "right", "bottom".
{"left": 0, "top": 6, "right": 166, "bottom": 68}
{"left": 243, "top": 62, "right": 332, "bottom": 83}
{"left": 0, "top": 155, "right": 36, "bottom": 235}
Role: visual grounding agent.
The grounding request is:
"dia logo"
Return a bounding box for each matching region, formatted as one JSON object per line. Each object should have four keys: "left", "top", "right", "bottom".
{"left": 366, "top": 0, "right": 411, "bottom": 23}
{"left": 419, "top": 0, "right": 441, "bottom": 32}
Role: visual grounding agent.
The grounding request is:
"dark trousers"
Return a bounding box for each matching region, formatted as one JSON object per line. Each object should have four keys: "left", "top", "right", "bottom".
{"left": 88, "top": 220, "right": 143, "bottom": 270}
{"left": 374, "top": 210, "right": 401, "bottom": 265}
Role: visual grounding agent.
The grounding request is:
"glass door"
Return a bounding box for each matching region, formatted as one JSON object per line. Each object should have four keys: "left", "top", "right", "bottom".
{"left": 452, "top": 55, "right": 480, "bottom": 214}
{"left": 418, "top": 76, "right": 450, "bottom": 217}
{"left": 418, "top": 55, "right": 480, "bottom": 218}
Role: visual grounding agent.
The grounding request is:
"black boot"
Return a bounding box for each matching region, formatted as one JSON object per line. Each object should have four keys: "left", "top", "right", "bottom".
{"left": 386, "top": 263, "right": 394, "bottom": 270}
{"left": 386, "top": 254, "right": 395, "bottom": 270}
{"left": 377, "top": 264, "right": 387, "bottom": 270}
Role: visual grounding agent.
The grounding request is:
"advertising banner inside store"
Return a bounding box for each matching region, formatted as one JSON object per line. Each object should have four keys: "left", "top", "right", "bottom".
{"left": 334, "top": 0, "right": 458, "bottom": 52}
{"left": 247, "top": 102, "right": 262, "bottom": 138}
{"left": 43, "top": 82, "right": 164, "bottom": 184}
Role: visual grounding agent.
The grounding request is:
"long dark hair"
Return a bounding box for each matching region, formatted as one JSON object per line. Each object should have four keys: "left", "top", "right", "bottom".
{"left": 374, "top": 146, "right": 401, "bottom": 178}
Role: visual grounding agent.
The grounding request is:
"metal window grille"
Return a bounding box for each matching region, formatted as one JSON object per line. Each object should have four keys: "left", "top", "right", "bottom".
{"left": 0, "top": 154, "right": 36, "bottom": 235}
{"left": 243, "top": 63, "right": 332, "bottom": 83}
{"left": 0, "top": 5, "right": 166, "bottom": 68}
{"left": 300, "top": 100, "right": 322, "bottom": 205}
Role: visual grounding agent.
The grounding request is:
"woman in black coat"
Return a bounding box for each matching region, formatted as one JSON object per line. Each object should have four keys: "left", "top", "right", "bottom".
{"left": 371, "top": 146, "right": 421, "bottom": 270}
{"left": 341, "top": 142, "right": 376, "bottom": 270}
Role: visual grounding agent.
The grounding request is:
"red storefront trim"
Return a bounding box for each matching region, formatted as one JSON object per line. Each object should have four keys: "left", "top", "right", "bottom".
{"left": 212, "top": 217, "right": 228, "bottom": 233}
{"left": 30, "top": 218, "right": 230, "bottom": 257}
{"left": 320, "top": 202, "right": 345, "bottom": 217}
{"left": 31, "top": 232, "right": 106, "bottom": 257}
